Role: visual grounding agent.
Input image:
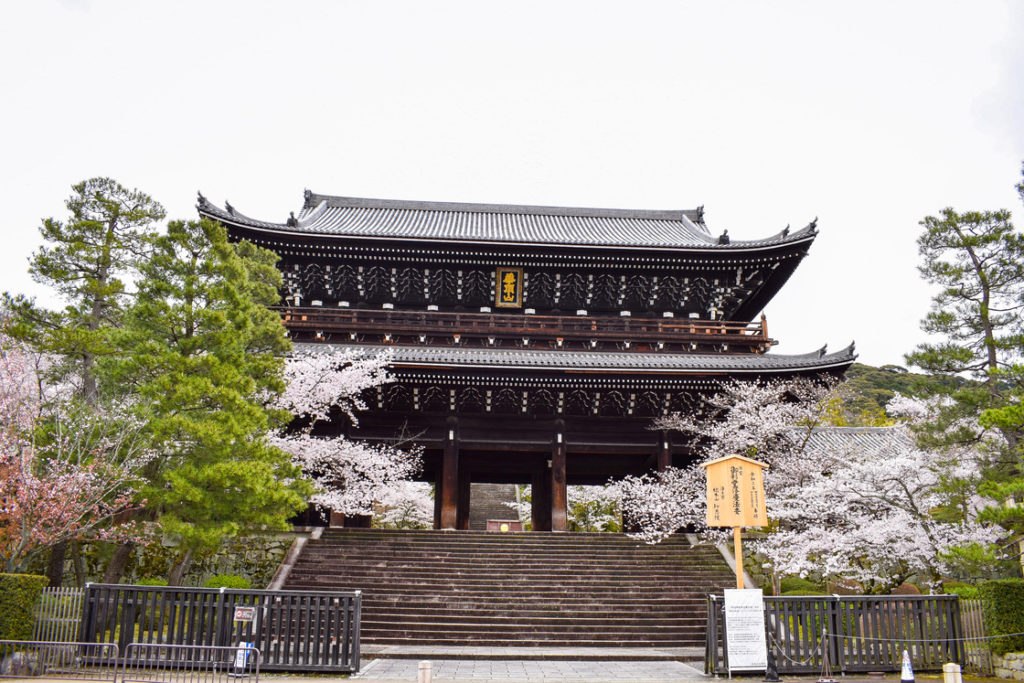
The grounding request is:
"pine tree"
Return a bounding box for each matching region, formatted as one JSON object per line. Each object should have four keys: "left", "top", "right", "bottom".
{"left": 114, "top": 218, "right": 310, "bottom": 583}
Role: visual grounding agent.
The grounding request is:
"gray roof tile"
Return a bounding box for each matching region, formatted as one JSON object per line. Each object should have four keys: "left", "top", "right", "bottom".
{"left": 198, "top": 192, "right": 817, "bottom": 250}
{"left": 803, "top": 426, "right": 915, "bottom": 454}
{"left": 292, "top": 342, "right": 856, "bottom": 373}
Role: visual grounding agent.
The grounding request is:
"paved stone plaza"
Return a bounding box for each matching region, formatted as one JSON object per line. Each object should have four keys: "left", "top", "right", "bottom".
{"left": 350, "top": 657, "right": 707, "bottom": 681}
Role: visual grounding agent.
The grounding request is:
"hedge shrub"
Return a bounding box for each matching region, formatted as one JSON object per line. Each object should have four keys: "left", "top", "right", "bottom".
{"left": 944, "top": 583, "right": 980, "bottom": 600}
{"left": 203, "top": 574, "right": 252, "bottom": 589}
{"left": 136, "top": 577, "right": 169, "bottom": 586}
{"left": 780, "top": 577, "right": 822, "bottom": 594}
{"left": 0, "top": 573, "right": 49, "bottom": 640}
{"left": 979, "top": 579, "right": 1024, "bottom": 655}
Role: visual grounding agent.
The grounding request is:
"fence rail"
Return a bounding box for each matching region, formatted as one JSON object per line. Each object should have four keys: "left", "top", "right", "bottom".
{"left": 79, "top": 584, "right": 360, "bottom": 673}
{"left": 35, "top": 588, "right": 85, "bottom": 643}
{"left": 0, "top": 641, "right": 258, "bottom": 683}
{"left": 706, "top": 594, "right": 963, "bottom": 676}
{"left": 0, "top": 640, "right": 118, "bottom": 681}
{"left": 959, "top": 598, "right": 993, "bottom": 676}
{"left": 120, "top": 643, "right": 258, "bottom": 683}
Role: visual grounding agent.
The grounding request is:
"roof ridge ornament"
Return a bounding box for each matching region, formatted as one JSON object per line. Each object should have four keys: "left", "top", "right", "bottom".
{"left": 286, "top": 211, "right": 298, "bottom": 227}
{"left": 695, "top": 205, "right": 705, "bottom": 225}
{"left": 717, "top": 229, "right": 730, "bottom": 245}
{"left": 225, "top": 200, "right": 234, "bottom": 216}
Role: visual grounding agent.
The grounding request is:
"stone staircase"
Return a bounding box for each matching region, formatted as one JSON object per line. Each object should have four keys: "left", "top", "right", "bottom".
{"left": 282, "top": 529, "right": 735, "bottom": 648}
{"left": 467, "top": 484, "right": 519, "bottom": 530}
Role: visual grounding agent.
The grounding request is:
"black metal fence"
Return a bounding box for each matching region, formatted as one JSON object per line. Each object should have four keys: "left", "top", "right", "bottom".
{"left": 78, "top": 584, "right": 360, "bottom": 673}
{"left": 706, "top": 594, "right": 963, "bottom": 675}
{"left": 0, "top": 640, "right": 119, "bottom": 681}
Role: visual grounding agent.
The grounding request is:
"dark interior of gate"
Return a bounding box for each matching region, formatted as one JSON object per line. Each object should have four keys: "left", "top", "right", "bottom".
{"left": 199, "top": 191, "right": 856, "bottom": 532}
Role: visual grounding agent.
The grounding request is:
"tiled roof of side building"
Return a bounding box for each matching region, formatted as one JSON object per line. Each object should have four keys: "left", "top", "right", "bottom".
{"left": 803, "top": 425, "right": 916, "bottom": 454}
{"left": 197, "top": 192, "right": 818, "bottom": 251}
{"left": 291, "top": 342, "right": 857, "bottom": 374}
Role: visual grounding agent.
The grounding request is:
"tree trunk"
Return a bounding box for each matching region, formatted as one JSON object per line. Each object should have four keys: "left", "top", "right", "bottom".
{"left": 47, "top": 541, "right": 67, "bottom": 587}
{"left": 167, "top": 549, "right": 194, "bottom": 586}
{"left": 102, "top": 541, "right": 135, "bottom": 584}
{"left": 71, "top": 541, "right": 86, "bottom": 588}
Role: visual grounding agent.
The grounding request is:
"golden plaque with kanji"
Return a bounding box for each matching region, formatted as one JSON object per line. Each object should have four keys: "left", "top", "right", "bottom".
{"left": 495, "top": 267, "right": 523, "bottom": 308}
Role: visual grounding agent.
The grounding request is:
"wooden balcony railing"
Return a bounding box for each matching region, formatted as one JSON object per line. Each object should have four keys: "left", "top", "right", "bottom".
{"left": 278, "top": 306, "right": 775, "bottom": 348}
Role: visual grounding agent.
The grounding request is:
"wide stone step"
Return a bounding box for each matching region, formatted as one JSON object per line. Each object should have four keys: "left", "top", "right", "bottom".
{"left": 287, "top": 571, "right": 725, "bottom": 586}
{"left": 359, "top": 597, "right": 708, "bottom": 609}
{"left": 285, "top": 583, "right": 718, "bottom": 598}
{"left": 363, "top": 612, "right": 703, "bottom": 626}
{"left": 361, "top": 633, "right": 695, "bottom": 646}
{"left": 281, "top": 529, "right": 730, "bottom": 649}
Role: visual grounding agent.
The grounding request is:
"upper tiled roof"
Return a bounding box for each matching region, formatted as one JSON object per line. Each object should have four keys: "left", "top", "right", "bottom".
{"left": 292, "top": 342, "right": 856, "bottom": 374}
{"left": 197, "top": 192, "right": 817, "bottom": 251}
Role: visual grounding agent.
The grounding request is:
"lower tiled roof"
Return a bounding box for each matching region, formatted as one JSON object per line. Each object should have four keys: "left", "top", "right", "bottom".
{"left": 292, "top": 342, "right": 856, "bottom": 374}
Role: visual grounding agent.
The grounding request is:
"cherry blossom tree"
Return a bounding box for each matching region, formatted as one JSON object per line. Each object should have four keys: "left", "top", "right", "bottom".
{"left": 504, "top": 485, "right": 622, "bottom": 532}
{"left": 758, "top": 413, "right": 996, "bottom": 592}
{"left": 374, "top": 481, "right": 434, "bottom": 529}
{"left": 618, "top": 378, "right": 835, "bottom": 543}
{"left": 620, "top": 378, "right": 996, "bottom": 590}
{"left": 270, "top": 346, "right": 424, "bottom": 518}
{"left": 0, "top": 329, "right": 150, "bottom": 572}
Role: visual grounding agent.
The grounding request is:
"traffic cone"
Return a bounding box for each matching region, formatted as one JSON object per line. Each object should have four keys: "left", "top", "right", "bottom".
{"left": 901, "top": 649, "right": 915, "bottom": 683}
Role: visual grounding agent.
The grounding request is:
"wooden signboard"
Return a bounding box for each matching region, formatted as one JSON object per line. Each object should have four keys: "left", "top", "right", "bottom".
{"left": 701, "top": 455, "right": 768, "bottom": 590}
{"left": 702, "top": 454, "right": 768, "bottom": 528}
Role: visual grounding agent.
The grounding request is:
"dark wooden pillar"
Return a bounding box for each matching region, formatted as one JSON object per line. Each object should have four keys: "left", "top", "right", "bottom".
{"left": 440, "top": 418, "right": 459, "bottom": 530}
{"left": 531, "top": 466, "right": 552, "bottom": 532}
{"left": 551, "top": 423, "right": 567, "bottom": 532}
{"left": 657, "top": 431, "right": 672, "bottom": 472}
{"left": 433, "top": 464, "right": 443, "bottom": 530}
{"left": 456, "top": 470, "right": 471, "bottom": 530}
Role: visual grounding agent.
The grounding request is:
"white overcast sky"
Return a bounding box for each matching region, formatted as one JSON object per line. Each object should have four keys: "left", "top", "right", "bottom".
{"left": 1, "top": 1, "right": 1022, "bottom": 367}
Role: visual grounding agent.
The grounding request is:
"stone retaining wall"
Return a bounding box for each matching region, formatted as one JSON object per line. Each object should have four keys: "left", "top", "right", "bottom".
{"left": 994, "top": 653, "right": 1024, "bottom": 680}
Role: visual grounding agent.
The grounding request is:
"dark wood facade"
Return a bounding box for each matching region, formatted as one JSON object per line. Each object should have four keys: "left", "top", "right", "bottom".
{"left": 199, "top": 192, "right": 855, "bottom": 530}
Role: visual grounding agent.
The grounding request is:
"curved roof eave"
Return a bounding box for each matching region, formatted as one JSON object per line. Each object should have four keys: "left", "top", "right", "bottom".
{"left": 197, "top": 193, "right": 818, "bottom": 254}
{"left": 290, "top": 342, "right": 858, "bottom": 375}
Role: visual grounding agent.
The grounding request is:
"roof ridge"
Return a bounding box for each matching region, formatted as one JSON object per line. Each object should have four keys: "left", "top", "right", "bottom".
{"left": 302, "top": 191, "right": 705, "bottom": 224}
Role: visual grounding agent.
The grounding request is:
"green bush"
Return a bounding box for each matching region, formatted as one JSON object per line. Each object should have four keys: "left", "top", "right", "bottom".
{"left": 780, "top": 577, "right": 822, "bottom": 594}
{"left": 203, "top": 574, "right": 251, "bottom": 589}
{"left": 0, "top": 573, "right": 49, "bottom": 639}
{"left": 979, "top": 579, "right": 1024, "bottom": 655}
{"left": 136, "top": 577, "right": 169, "bottom": 586}
{"left": 944, "top": 583, "right": 980, "bottom": 600}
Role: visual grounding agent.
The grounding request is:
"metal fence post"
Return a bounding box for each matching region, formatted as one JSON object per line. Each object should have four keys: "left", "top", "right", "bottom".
{"left": 216, "top": 587, "right": 228, "bottom": 648}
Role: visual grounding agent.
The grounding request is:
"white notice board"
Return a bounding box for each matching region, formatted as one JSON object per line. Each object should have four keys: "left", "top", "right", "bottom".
{"left": 723, "top": 588, "right": 767, "bottom": 672}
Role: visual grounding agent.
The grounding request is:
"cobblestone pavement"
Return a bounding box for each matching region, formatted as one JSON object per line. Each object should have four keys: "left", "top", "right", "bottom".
{"left": 351, "top": 658, "right": 708, "bottom": 681}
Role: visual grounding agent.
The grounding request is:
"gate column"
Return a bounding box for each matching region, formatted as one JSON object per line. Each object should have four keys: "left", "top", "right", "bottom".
{"left": 440, "top": 418, "right": 459, "bottom": 529}
{"left": 551, "top": 423, "right": 567, "bottom": 531}
{"left": 657, "top": 431, "right": 672, "bottom": 471}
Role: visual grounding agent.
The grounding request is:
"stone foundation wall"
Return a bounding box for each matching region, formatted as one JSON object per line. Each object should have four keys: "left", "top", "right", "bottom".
{"left": 994, "top": 653, "right": 1024, "bottom": 680}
